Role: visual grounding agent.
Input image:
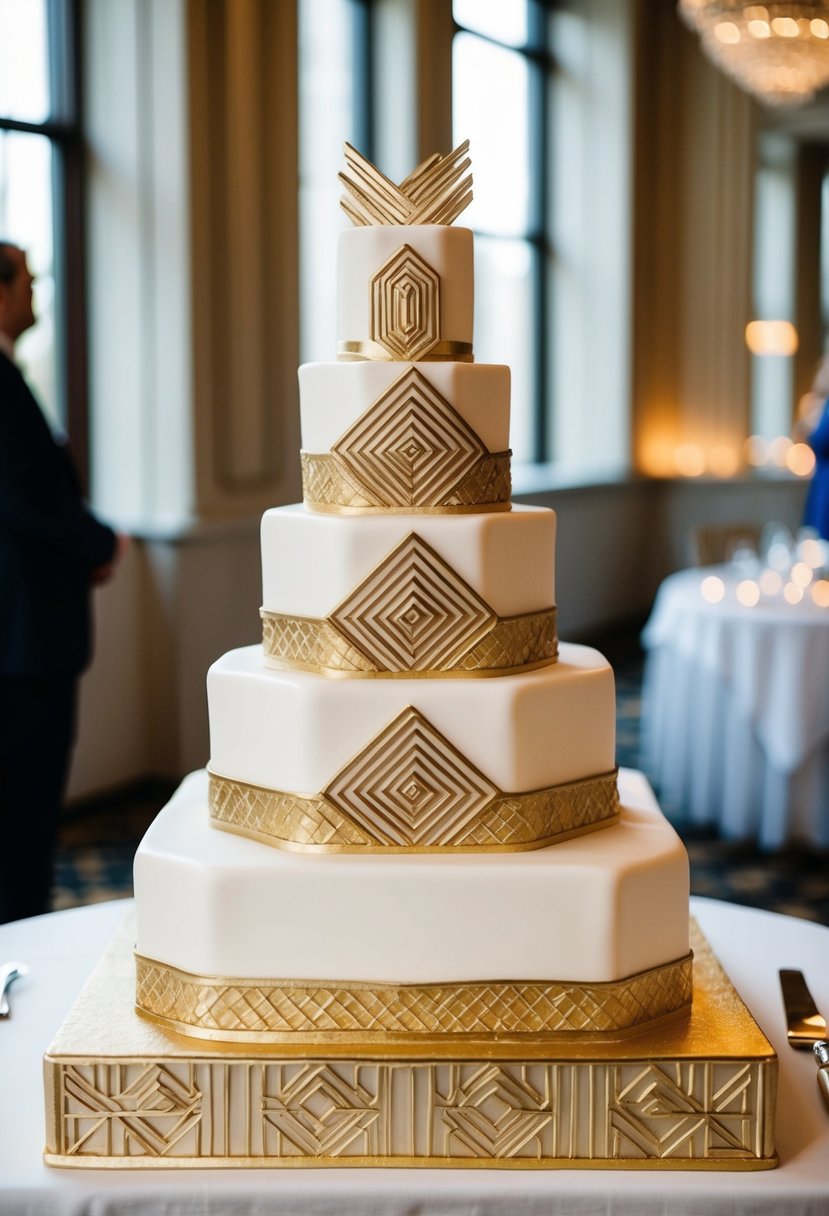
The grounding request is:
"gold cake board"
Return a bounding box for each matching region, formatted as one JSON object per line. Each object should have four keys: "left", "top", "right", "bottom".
{"left": 43, "top": 915, "right": 777, "bottom": 1170}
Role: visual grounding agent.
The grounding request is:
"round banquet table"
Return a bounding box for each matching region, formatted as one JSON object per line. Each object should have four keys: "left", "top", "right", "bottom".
{"left": 0, "top": 898, "right": 827, "bottom": 1215}
{"left": 641, "top": 566, "right": 829, "bottom": 848}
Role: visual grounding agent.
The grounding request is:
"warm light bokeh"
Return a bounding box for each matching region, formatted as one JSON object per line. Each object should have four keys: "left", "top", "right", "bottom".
{"left": 785, "top": 443, "right": 816, "bottom": 476}
{"left": 744, "top": 434, "right": 769, "bottom": 466}
{"left": 759, "top": 569, "right": 783, "bottom": 596}
{"left": 736, "top": 579, "right": 760, "bottom": 607}
{"left": 745, "top": 319, "right": 798, "bottom": 356}
{"left": 674, "top": 444, "right": 706, "bottom": 477}
{"left": 783, "top": 582, "right": 804, "bottom": 604}
{"left": 791, "top": 561, "right": 813, "bottom": 587}
{"left": 812, "top": 580, "right": 829, "bottom": 607}
{"left": 701, "top": 575, "right": 726, "bottom": 603}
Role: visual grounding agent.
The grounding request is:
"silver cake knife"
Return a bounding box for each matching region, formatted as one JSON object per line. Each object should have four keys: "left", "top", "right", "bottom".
{"left": 779, "top": 969, "right": 829, "bottom": 1112}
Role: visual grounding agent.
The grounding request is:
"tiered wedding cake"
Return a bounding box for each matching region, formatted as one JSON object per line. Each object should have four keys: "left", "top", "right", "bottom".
{"left": 43, "top": 146, "right": 777, "bottom": 1170}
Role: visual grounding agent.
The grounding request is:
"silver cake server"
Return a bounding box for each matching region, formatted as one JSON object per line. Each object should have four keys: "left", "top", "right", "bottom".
{"left": 779, "top": 969, "right": 829, "bottom": 1112}
{"left": 0, "top": 960, "right": 29, "bottom": 1018}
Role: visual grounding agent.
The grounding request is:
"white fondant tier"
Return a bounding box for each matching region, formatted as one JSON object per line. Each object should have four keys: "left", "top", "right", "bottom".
{"left": 338, "top": 225, "right": 473, "bottom": 347}
{"left": 299, "top": 361, "right": 510, "bottom": 456}
{"left": 134, "top": 768, "right": 688, "bottom": 984}
{"left": 207, "top": 642, "right": 614, "bottom": 795}
{"left": 260, "top": 504, "right": 555, "bottom": 620}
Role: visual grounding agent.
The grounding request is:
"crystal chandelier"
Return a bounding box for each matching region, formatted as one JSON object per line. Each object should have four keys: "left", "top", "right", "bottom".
{"left": 678, "top": 2, "right": 829, "bottom": 105}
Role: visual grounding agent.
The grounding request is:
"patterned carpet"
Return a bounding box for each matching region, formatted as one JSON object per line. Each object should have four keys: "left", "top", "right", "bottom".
{"left": 53, "top": 629, "right": 829, "bottom": 925}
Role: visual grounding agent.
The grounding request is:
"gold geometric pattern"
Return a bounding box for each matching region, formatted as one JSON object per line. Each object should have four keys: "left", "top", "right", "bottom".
{"left": 57, "top": 1063, "right": 202, "bottom": 1159}
{"left": 134, "top": 952, "right": 694, "bottom": 1040}
{"left": 261, "top": 607, "right": 557, "bottom": 678}
{"left": 439, "top": 1066, "right": 553, "bottom": 1158}
{"left": 207, "top": 758, "right": 620, "bottom": 853}
{"left": 330, "top": 534, "right": 495, "bottom": 674}
{"left": 324, "top": 707, "right": 498, "bottom": 845}
{"left": 301, "top": 450, "right": 512, "bottom": 513}
{"left": 339, "top": 140, "right": 472, "bottom": 228}
{"left": 47, "top": 1056, "right": 775, "bottom": 1167}
{"left": 261, "top": 1065, "right": 380, "bottom": 1158}
{"left": 370, "top": 245, "right": 441, "bottom": 361}
{"left": 332, "top": 368, "right": 486, "bottom": 508}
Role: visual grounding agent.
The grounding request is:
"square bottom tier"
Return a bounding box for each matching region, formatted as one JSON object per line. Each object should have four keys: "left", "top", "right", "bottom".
{"left": 43, "top": 914, "right": 777, "bottom": 1171}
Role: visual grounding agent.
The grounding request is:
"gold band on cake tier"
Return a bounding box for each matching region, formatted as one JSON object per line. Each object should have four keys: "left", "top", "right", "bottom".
{"left": 261, "top": 606, "right": 557, "bottom": 678}
{"left": 338, "top": 339, "right": 474, "bottom": 362}
{"left": 301, "top": 452, "right": 512, "bottom": 514}
{"left": 207, "top": 766, "right": 621, "bottom": 853}
{"left": 134, "top": 952, "right": 693, "bottom": 1043}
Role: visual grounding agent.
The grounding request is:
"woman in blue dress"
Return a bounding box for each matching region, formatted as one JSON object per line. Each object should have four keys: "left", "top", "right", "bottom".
{"left": 801, "top": 356, "right": 829, "bottom": 540}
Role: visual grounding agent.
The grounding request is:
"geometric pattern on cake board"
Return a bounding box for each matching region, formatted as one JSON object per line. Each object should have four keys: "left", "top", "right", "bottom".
{"left": 208, "top": 707, "right": 620, "bottom": 852}
{"left": 43, "top": 917, "right": 777, "bottom": 1169}
{"left": 260, "top": 533, "right": 558, "bottom": 677}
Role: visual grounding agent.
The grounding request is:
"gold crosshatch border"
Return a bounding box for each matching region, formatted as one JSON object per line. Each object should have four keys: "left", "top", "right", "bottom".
{"left": 134, "top": 952, "right": 694, "bottom": 1042}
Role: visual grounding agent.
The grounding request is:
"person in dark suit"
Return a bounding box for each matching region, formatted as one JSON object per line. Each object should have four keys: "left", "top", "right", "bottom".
{"left": 0, "top": 241, "right": 126, "bottom": 922}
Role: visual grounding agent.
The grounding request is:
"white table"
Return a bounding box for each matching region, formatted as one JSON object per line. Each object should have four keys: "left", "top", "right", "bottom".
{"left": 641, "top": 567, "right": 829, "bottom": 848}
{"left": 1, "top": 898, "right": 827, "bottom": 1214}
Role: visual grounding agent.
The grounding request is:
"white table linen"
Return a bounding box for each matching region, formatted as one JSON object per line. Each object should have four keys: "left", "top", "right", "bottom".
{"left": 1, "top": 897, "right": 828, "bottom": 1215}
{"left": 642, "top": 568, "right": 829, "bottom": 847}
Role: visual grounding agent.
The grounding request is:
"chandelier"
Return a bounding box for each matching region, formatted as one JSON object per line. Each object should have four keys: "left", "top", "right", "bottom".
{"left": 678, "top": 2, "right": 829, "bottom": 105}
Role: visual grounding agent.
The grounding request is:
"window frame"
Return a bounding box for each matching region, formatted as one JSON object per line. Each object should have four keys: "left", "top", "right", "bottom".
{"left": 0, "top": 0, "right": 87, "bottom": 484}
{"left": 452, "top": 0, "right": 555, "bottom": 463}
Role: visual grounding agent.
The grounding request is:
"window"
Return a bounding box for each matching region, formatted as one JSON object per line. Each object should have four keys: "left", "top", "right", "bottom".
{"left": 750, "top": 132, "right": 797, "bottom": 443}
{"left": 299, "top": 0, "right": 372, "bottom": 365}
{"left": 453, "top": 0, "right": 632, "bottom": 473}
{"left": 452, "top": 0, "right": 550, "bottom": 464}
{"left": 0, "top": 0, "right": 84, "bottom": 465}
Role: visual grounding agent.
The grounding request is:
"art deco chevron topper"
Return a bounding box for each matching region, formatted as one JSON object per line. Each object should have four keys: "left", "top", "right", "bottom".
{"left": 340, "top": 141, "right": 473, "bottom": 227}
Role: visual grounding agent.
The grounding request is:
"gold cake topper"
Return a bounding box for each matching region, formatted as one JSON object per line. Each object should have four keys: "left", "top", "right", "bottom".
{"left": 340, "top": 141, "right": 473, "bottom": 227}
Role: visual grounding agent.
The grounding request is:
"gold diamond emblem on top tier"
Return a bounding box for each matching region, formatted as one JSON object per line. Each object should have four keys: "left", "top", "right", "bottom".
{"left": 332, "top": 368, "right": 487, "bottom": 508}
{"left": 370, "top": 245, "right": 441, "bottom": 361}
{"left": 324, "top": 707, "right": 498, "bottom": 846}
{"left": 330, "top": 533, "right": 494, "bottom": 672}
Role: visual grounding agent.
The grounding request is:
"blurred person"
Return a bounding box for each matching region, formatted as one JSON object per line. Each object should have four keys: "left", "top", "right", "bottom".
{"left": 0, "top": 241, "right": 127, "bottom": 923}
{"left": 798, "top": 354, "right": 829, "bottom": 541}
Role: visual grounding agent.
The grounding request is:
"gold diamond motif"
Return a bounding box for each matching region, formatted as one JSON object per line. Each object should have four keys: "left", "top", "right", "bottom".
{"left": 439, "top": 1066, "right": 553, "bottom": 1158}
{"left": 331, "top": 534, "right": 495, "bottom": 673}
{"left": 262, "top": 1065, "right": 380, "bottom": 1158}
{"left": 332, "top": 368, "right": 486, "bottom": 508}
{"left": 324, "top": 708, "right": 498, "bottom": 846}
{"left": 370, "top": 245, "right": 440, "bottom": 361}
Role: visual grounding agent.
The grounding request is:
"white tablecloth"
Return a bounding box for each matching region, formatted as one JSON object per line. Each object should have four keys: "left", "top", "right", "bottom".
{"left": 1, "top": 898, "right": 828, "bottom": 1214}
{"left": 642, "top": 568, "right": 829, "bottom": 847}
